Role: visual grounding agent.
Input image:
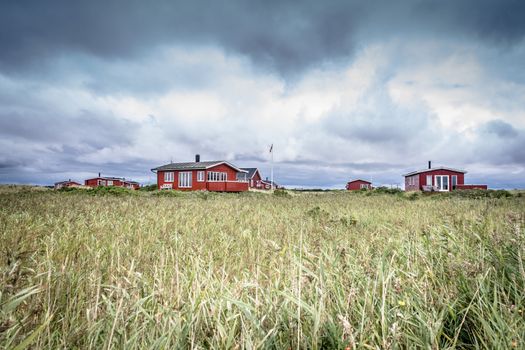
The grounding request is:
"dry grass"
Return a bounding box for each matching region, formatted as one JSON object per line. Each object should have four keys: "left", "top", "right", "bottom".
{"left": 1, "top": 186, "right": 524, "bottom": 349}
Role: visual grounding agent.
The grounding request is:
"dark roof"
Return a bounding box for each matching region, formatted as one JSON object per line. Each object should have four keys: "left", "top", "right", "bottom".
{"left": 241, "top": 168, "right": 260, "bottom": 179}
{"left": 403, "top": 166, "right": 467, "bottom": 177}
{"left": 347, "top": 179, "right": 372, "bottom": 184}
{"left": 151, "top": 160, "right": 247, "bottom": 173}
{"left": 85, "top": 176, "right": 126, "bottom": 181}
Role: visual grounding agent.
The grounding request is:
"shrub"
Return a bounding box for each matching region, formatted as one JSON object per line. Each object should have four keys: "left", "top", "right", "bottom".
{"left": 273, "top": 189, "right": 291, "bottom": 198}
{"left": 88, "top": 186, "right": 137, "bottom": 196}
{"left": 139, "top": 184, "right": 158, "bottom": 192}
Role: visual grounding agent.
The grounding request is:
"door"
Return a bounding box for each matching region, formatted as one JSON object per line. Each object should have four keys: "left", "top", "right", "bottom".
{"left": 435, "top": 175, "right": 449, "bottom": 191}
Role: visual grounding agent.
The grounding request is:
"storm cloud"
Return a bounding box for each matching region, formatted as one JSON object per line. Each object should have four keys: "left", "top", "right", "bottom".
{"left": 0, "top": 0, "right": 524, "bottom": 188}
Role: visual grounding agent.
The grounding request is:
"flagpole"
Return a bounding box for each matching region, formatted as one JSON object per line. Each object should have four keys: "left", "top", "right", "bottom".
{"left": 270, "top": 144, "right": 274, "bottom": 190}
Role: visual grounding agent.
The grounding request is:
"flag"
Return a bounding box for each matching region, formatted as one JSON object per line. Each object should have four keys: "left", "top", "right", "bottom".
{"left": 269, "top": 144, "right": 273, "bottom": 153}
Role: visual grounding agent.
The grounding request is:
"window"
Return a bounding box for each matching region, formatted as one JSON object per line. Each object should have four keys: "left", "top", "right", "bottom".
{"left": 360, "top": 184, "right": 369, "bottom": 189}
{"left": 426, "top": 175, "right": 432, "bottom": 186}
{"left": 179, "top": 172, "right": 192, "bottom": 188}
{"left": 107, "top": 180, "right": 113, "bottom": 186}
{"left": 207, "top": 172, "right": 227, "bottom": 182}
{"left": 164, "top": 172, "right": 174, "bottom": 183}
{"left": 197, "top": 171, "right": 205, "bottom": 182}
{"left": 451, "top": 175, "right": 457, "bottom": 190}
{"left": 98, "top": 180, "right": 106, "bottom": 186}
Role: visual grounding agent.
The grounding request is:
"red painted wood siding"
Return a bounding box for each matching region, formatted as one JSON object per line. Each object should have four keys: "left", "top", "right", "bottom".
{"left": 156, "top": 163, "right": 248, "bottom": 192}
{"left": 84, "top": 178, "right": 138, "bottom": 189}
{"left": 346, "top": 180, "right": 372, "bottom": 191}
{"left": 405, "top": 170, "right": 465, "bottom": 191}
{"left": 250, "top": 172, "right": 264, "bottom": 189}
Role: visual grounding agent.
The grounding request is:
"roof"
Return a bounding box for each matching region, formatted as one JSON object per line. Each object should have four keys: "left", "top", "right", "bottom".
{"left": 241, "top": 168, "right": 260, "bottom": 179}
{"left": 151, "top": 160, "right": 247, "bottom": 173}
{"left": 85, "top": 176, "right": 126, "bottom": 181}
{"left": 54, "top": 180, "right": 80, "bottom": 185}
{"left": 347, "top": 179, "right": 372, "bottom": 184}
{"left": 403, "top": 166, "right": 467, "bottom": 177}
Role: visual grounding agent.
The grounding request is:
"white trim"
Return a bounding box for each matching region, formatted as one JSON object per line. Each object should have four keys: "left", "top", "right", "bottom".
{"left": 164, "top": 171, "right": 174, "bottom": 183}
{"left": 197, "top": 171, "right": 205, "bottom": 182}
{"left": 205, "top": 161, "right": 248, "bottom": 173}
{"left": 207, "top": 171, "right": 227, "bottom": 182}
{"left": 435, "top": 175, "right": 450, "bottom": 192}
{"left": 178, "top": 171, "right": 192, "bottom": 188}
{"left": 403, "top": 166, "right": 467, "bottom": 177}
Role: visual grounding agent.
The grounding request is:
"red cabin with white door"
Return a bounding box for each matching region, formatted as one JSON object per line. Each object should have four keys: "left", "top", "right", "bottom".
{"left": 404, "top": 162, "right": 487, "bottom": 192}
{"left": 152, "top": 155, "right": 249, "bottom": 192}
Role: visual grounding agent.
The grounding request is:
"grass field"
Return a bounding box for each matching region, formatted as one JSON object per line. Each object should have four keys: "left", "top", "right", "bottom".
{"left": 1, "top": 186, "right": 524, "bottom": 349}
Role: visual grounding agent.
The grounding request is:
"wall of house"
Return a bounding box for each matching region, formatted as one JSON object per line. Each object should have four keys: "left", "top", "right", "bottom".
{"left": 250, "top": 172, "right": 262, "bottom": 188}
{"left": 346, "top": 181, "right": 371, "bottom": 191}
{"left": 405, "top": 170, "right": 465, "bottom": 191}
{"left": 156, "top": 163, "right": 248, "bottom": 192}
{"left": 84, "top": 178, "right": 128, "bottom": 188}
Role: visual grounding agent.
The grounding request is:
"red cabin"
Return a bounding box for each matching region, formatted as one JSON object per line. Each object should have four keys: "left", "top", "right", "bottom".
{"left": 346, "top": 179, "right": 372, "bottom": 191}
{"left": 241, "top": 168, "right": 264, "bottom": 189}
{"left": 404, "top": 162, "right": 487, "bottom": 192}
{"left": 151, "top": 155, "right": 249, "bottom": 192}
{"left": 84, "top": 173, "right": 140, "bottom": 190}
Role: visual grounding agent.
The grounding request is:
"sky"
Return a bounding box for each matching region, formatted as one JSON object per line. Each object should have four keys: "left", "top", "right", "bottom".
{"left": 1, "top": 0, "right": 524, "bottom": 189}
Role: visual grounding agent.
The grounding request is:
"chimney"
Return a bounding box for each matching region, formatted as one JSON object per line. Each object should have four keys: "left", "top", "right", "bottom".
{"left": 195, "top": 154, "right": 200, "bottom": 163}
{"left": 428, "top": 161, "right": 431, "bottom": 169}
{"left": 98, "top": 172, "right": 101, "bottom": 177}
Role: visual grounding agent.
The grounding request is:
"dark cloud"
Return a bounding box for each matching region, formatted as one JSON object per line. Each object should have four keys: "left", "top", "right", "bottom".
{"left": 482, "top": 119, "right": 519, "bottom": 138}
{"left": 0, "top": 109, "right": 137, "bottom": 148}
{"left": 1, "top": 0, "right": 524, "bottom": 76}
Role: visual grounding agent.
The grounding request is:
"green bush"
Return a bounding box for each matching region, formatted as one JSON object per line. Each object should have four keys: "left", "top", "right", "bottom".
{"left": 88, "top": 186, "right": 137, "bottom": 196}
{"left": 139, "top": 184, "right": 158, "bottom": 192}
{"left": 273, "top": 189, "right": 291, "bottom": 198}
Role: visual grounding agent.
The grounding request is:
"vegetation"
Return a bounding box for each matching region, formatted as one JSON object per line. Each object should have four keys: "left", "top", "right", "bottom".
{"left": 1, "top": 186, "right": 524, "bottom": 349}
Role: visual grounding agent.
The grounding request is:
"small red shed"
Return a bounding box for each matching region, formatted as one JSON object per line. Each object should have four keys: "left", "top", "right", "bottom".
{"left": 151, "top": 155, "right": 249, "bottom": 192}
{"left": 346, "top": 179, "right": 372, "bottom": 191}
{"left": 404, "top": 161, "right": 487, "bottom": 191}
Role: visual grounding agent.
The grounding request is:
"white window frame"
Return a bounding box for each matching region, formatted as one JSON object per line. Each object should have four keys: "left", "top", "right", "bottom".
{"left": 178, "top": 171, "right": 192, "bottom": 188}
{"left": 197, "top": 171, "right": 205, "bottom": 182}
{"left": 207, "top": 171, "right": 227, "bottom": 182}
{"left": 451, "top": 175, "right": 457, "bottom": 189}
{"left": 164, "top": 172, "right": 174, "bottom": 183}
{"left": 360, "top": 184, "right": 368, "bottom": 189}
{"left": 426, "top": 175, "right": 432, "bottom": 186}
{"left": 107, "top": 180, "right": 113, "bottom": 186}
{"left": 435, "top": 175, "right": 449, "bottom": 191}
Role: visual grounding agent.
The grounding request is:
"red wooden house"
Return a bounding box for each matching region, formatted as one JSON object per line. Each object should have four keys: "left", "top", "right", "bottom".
{"left": 346, "top": 179, "right": 372, "bottom": 191}
{"left": 240, "top": 168, "right": 266, "bottom": 189}
{"left": 84, "top": 173, "right": 140, "bottom": 190}
{"left": 404, "top": 162, "right": 488, "bottom": 192}
{"left": 152, "top": 155, "right": 249, "bottom": 192}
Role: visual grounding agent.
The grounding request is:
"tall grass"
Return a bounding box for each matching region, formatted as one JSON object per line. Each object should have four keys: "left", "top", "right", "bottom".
{"left": 0, "top": 187, "right": 524, "bottom": 349}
